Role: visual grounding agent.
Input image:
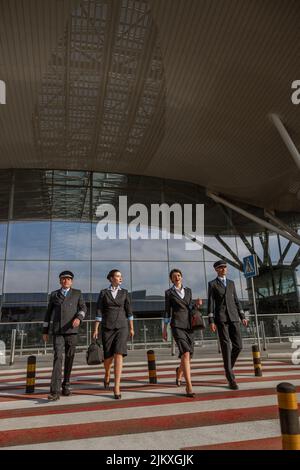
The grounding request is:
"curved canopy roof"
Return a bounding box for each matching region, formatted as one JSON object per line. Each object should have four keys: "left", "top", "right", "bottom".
{"left": 0, "top": 0, "right": 299, "bottom": 212}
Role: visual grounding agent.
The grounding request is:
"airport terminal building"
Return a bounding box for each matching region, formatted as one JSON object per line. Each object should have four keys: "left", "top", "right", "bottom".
{"left": 1, "top": 168, "right": 300, "bottom": 330}
{"left": 0, "top": 1, "right": 299, "bottom": 332}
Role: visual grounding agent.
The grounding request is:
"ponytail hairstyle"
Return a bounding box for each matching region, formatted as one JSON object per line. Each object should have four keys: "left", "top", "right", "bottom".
{"left": 107, "top": 269, "right": 121, "bottom": 282}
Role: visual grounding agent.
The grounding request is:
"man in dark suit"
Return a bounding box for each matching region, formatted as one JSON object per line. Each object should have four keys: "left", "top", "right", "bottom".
{"left": 207, "top": 260, "right": 248, "bottom": 389}
{"left": 42, "top": 271, "right": 87, "bottom": 401}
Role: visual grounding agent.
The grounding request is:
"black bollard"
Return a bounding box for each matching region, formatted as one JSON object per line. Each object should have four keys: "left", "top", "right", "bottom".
{"left": 26, "top": 355, "right": 36, "bottom": 393}
{"left": 276, "top": 382, "right": 300, "bottom": 450}
{"left": 252, "top": 344, "right": 262, "bottom": 377}
{"left": 147, "top": 350, "right": 157, "bottom": 384}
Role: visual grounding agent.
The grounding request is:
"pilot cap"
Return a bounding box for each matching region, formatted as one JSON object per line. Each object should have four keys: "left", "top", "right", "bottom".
{"left": 59, "top": 270, "right": 74, "bottom": 279}
{"left": 213, "top": 260, "right": 227, "bottom": 269}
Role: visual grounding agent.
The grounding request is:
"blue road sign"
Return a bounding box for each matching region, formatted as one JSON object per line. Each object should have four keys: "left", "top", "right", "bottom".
{"left": 243, "top": 254, "right": 258, "bottom": 278}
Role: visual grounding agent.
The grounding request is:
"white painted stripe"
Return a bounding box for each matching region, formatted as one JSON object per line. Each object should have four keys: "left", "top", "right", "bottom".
{"left": 1, "top": 393, "right": 297, "bottom": 432}
{"left": 1, "top": 368, "right": 299, "bottom": 391}
{"left": 0, "top": 357, "right": 288, "bottom": 374}
{"left": 1, "top": 377, "right": 300, "bottom": 411}
{"left": 0, "top": 363, "right": 296, "bottom": 381}
{"left": 1, "top": 419, "right": 281, "bottom": 450}
{"left": 0, "top": 362, "right": 298, "bottom": 380}
{"left": 0, "top": 370, "right": 300, "bottom": 393}
{"left": 0, "top": 363, "right": 295, "bottom": 378}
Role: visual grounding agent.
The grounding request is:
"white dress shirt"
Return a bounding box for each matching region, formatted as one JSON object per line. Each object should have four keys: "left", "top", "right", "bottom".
{"left": 173, "top": 284, "right": 185, "bottom": 299}
{"left": 109, "top": 284, "right": 122, "bottom": 299}
{"left": 218, "top": 276, "right": 227, "bottom": 287}
{"left": 61, "top": 287, "right": 71, "bottom": 296}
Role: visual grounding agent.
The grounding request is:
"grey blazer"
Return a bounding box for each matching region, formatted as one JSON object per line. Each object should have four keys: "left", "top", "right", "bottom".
{"left": 207, "top": 278, "right": 245, "bottom": 324}
{"left": 96, "top": 288, "right": 133, "bottom": 330}
{"left": 43, "top": 288, "right": 87, "bottom": 335}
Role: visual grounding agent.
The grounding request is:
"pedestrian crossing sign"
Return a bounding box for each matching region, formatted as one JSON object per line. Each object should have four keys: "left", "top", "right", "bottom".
{"left": 243, "top": 254, "right": 258, "bottom": 278}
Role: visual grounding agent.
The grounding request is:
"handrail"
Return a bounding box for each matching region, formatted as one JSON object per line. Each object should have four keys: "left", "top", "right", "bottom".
{"left": 1, "top": 313, "right": 300, "bottom": 326}
{"left": 1, "top": 312, "right": 300, "bottom": 358}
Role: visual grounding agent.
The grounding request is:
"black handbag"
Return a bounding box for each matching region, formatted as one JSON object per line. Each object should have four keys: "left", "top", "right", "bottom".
{"left": 190, "top": 307, "right": 206, "bottom": 330}
{"left": 86, "top": 339, "right": 103, "bottom": 365}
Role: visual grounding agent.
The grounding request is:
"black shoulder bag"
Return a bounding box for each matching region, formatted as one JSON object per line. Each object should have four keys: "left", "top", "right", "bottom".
{"left": 86, "top": 339, "right": 103, "bottom": 365}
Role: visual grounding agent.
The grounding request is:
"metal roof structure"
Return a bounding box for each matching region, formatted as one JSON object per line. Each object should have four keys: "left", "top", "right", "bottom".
{"left": 0, "top": 0, "right": 299, "bottom": 212}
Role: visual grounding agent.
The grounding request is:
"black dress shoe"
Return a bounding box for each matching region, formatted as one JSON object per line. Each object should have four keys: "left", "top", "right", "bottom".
{"left": 48, "top": 393, "right": 60, "bottom": 401}
{"left": 228, "top": 381, "right": 239, "bottom": 390}
{"left": 62, "top": 388, "right": 72, "bottom": 396}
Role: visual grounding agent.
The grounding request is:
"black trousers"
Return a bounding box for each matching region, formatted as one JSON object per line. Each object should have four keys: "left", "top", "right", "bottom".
{"left": 50, "top": 334, "right": 78, "bottom": 394}
{"left": 216, "top": 321, "right": 243, "bottom": 382}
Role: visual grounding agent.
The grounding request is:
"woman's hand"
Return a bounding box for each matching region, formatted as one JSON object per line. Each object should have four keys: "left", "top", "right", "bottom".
{"left": 92, "top": 329, "right": 98, "bottom": 339}
{"left": 72, "top": 318, "right": 80, "bottom": 328}
{"left": 130, "top": 327, "right": 135, "bottom": 338}
{"left": 162, "top": 325, "right": 168, "bottom": 341}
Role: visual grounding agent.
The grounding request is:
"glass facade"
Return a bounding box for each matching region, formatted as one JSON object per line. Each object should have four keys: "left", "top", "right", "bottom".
{"left": 1, "top": 169, "right": 300, "bottom": 322}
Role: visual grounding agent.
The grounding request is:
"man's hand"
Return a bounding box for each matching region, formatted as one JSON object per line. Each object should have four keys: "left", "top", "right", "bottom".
{"left": 210, "top": 323, "right": 217, "bottom": 333}
{"left": 42, "top": 334, "right": 48, "bottom": 343}
{"left": 92, "top": 329, "right": 98, "bottom": 339}
{"left": 72, "top": 318, "right": 80, "bottom": 328}
{"left": 162, "top": 325, "right": 168, "bottom": 341}
{"left": 242, "top": 319, "right": 248, "bottom": 327}
{"left": 129, "top": 327, "right": 134, "bottom": 338}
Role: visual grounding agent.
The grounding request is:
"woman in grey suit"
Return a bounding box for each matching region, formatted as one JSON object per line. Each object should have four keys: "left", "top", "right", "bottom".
{"left": 93, "top": 269, "right": 134, "bottom": 399}
{"left": 163, "top": 268, "right": 201, "bottom": 398}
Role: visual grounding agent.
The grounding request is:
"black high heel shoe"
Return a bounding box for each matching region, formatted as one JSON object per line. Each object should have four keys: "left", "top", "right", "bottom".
{"left": 103, "top": 377, "right": 110, "bottom": 389}
{"left": 185, "top": 387, "right": 195, "bottom": 398}
{"left": 176, "top": 367, "right": 182, "bottom": 387}
{"left": 114, "top": 388, "right": 121, "bottom": 399}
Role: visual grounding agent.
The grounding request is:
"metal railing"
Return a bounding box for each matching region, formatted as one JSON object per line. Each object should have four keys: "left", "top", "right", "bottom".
{"left": 1, "top": 313, "right": 300, "bottom": 359}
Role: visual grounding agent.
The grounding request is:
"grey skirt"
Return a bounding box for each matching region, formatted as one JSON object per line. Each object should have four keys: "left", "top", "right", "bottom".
{"left": 101, "top": 326, "right": 129, "bottom": 359}
{"left": 172, "top": 327, "right": 194, "bottom": 358}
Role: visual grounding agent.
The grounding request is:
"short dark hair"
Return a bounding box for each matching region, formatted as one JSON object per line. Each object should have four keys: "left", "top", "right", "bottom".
{"left": 107, "top": 269, "right": 121, "bottom": 281}
{"left": 169, "top": 268, "right": 183, "bottom": 280}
